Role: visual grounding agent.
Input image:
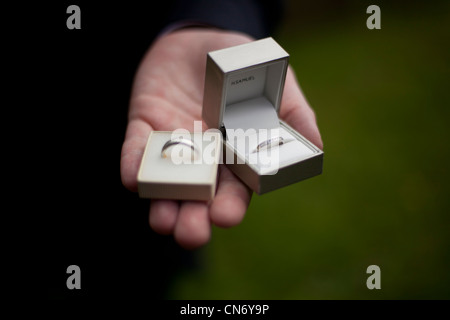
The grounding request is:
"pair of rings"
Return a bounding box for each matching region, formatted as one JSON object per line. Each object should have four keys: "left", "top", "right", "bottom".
{"left": 161, "top": 136, "right": 285, "bottom": 158}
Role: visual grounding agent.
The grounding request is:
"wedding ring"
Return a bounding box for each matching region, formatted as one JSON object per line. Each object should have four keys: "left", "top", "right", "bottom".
{"left": 253, "top": 136, "right": 285, "bottom": 153}
{"left": 161, "top": 138, "right": 199, "bottom": 159}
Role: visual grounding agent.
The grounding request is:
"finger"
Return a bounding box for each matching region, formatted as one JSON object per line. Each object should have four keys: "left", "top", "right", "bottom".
{"left": 174, "top": 201, "right": 211, "bottom": 249}
{"left": 280, "top": 67, "right": 323, "bottom": 150}
{"left": 210, "top": 166, "right": 252, "bottom": 228}
{"left": 120, "top": 118, "right": 153, "bottom": 192}
{"left": 149, "top": 200, "right": 180, "bottom": 235}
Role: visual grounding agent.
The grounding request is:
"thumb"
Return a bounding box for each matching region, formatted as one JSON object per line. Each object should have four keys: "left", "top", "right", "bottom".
{"left": 280, "top": 67, "right": 323, "bottom": 150}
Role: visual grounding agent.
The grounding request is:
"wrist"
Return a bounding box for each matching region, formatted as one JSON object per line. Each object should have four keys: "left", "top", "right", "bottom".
{"left": 157, "top": 20, "right": 218, "bottom": 39}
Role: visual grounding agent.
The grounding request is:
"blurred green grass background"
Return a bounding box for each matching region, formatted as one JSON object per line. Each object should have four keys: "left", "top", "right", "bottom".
{"left": 170, "top": 0, "right": 450, "bottom": 299}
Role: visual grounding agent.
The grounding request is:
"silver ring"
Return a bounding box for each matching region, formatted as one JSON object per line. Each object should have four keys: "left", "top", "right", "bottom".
{"left": 161, "top": 138, "right": 199, "bottom": 159}
{"left": 253, "top": 136, "right": 284, "bottom": 153}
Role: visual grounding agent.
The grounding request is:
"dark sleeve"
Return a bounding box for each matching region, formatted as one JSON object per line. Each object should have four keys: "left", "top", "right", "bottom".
{"left": 168, "top": 0, "right": 285, "bottom": 39}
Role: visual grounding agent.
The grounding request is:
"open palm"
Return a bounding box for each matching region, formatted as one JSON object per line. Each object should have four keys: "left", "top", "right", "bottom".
{"left": 120, "top": 29, "right": 323, "bottom": 249}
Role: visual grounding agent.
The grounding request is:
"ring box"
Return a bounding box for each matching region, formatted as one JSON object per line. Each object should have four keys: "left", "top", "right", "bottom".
{"left": 137, "top": 131, "right": 222, "bottom": 201}
{"left": 202, "top": 37, "right": 324, "bottom": 194}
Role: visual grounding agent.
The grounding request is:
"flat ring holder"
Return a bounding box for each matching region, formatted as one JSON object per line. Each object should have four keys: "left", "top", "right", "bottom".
{"left": 161, "top": 138, "right": 199, "bottom": 161}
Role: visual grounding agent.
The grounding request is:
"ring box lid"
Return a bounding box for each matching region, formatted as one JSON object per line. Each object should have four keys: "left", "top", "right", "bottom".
{"left": 137, "top": 131, "right": 222, "bottom": 201}
{"left": 202, "top": 37, "right": 289, "bottom": 131}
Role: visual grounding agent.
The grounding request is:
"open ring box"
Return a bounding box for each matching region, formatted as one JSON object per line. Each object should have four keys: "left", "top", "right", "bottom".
{"left": 202, "top": 37, "right": 324, "bottom": 194}
{"left": 137, "top": 131, "right": 222, "bottom": 201}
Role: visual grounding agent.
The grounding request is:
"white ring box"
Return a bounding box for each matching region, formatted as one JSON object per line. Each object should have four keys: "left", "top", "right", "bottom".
{"left": 137, "top": 131, "right": 222, "bottom": 201}
{"left": 202, "top": 37, "right": 324, "bottom": 194}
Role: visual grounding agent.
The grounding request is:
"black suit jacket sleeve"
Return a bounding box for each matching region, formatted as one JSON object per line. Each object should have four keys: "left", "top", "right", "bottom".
{"left": 168, "top": 0, "right": 284, "bottom": 39}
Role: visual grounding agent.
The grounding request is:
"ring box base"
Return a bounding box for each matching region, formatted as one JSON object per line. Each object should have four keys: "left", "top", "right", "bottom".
{"left": 223, "top": 121, "right": 323, "bottom": 194}
{"left": 202, "top": 37, "right": 324, "bottom": 194}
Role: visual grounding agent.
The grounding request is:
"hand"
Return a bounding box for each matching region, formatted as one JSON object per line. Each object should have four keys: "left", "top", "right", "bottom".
{"left": 120, "top": 29, "right": 323, "bottom": 249}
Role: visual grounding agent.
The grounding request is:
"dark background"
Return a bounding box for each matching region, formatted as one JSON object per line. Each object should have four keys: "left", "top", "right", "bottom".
{"left": 23, "top": 2, "right": 192, "bottom": 299}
